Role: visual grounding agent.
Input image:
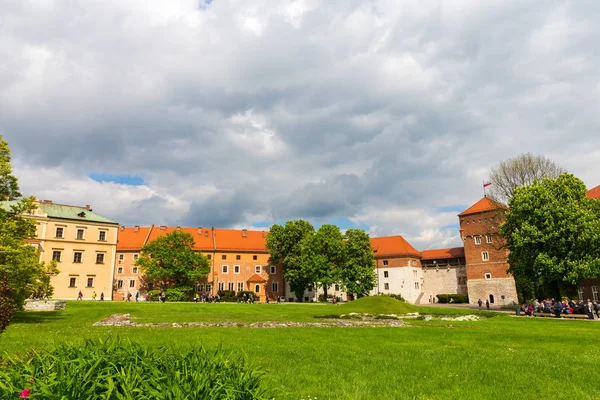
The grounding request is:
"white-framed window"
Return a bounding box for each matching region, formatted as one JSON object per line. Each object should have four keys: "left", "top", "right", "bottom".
{"left": 206, "top": 284, "right": 212, "bottom": 293}
{"left": 484, "top": 273, "right": 492, "bottom": 280}
{"left": 411, "top": 260, "right": 417, "bottom": 266}
{"left": 222, "top": 265, "right": 228, "bottom": 274}
{"left": 96, "top": 253, "right": 105, "bottom": 264}
{"left": 383, "top": 271, "right": 389, "bottom": 278}
{"left": 55, "top": 227, "right": 64, "bottom": 238}
{"left": 255, "top": 265, "right": 261, "bottom": 274}
{"left": 474, "top": 236, "right": 482, "bottom": 245}
{"left": 486, "top": 234, "right": 493, "bottom": 243}
{"left": 228, "top": 282, "right": 234, "bottom": 291}
{"left": 86, "top": 277, "right": 94, "bottom": 287}
{"left": 384, "top": 283, "right": 389, "bottom": 290}
{"left": 73, "top": 252, "right": 83, "bottom": 263}
{"left": 218, "top": 281, "right": 225, "bottom": 291}
{"left": 118, "top": 254, "right": 124, "bottom": 263}
{"left": 413, "top": 270, "right": 417, "bottom": 278}
{"left": 482, "top": 251, "right": 489, "bottom": 261}
{"left": 254, "top": 284, "right": 260, "bottom": 293}
{"left": 270, "top": 265, "right": 276, "bottom": 274}
{"left": 52, "top": 251, "right": 62, "bottom": 261}
{"left": 117, "top": 280, "right": 123, "bottom": 288}
{"left": 414, "top": 282, "right": 419, "bottom": 289}
{"left": 129, "top": 280, "right": 135, "bottom": 288}
{"left": 334, "top": 284, "right": 339, "bottom": 291}
{"left": 237, "top": 282, "right": 244, "bottom": 292}
{"left": 272, "top": 282, "right": 279, "bottom": 292}
{"left": 197, "top": 284, "right": 204, "bottom": 293}
{"left": 592, "top": 286, "right": 598, "bottom": 301}
{"left": 133, "top": 254, "right": 139, "bottom": 260}
{"left": 98, "top": 231, "right": 107, "bottom": 241}
{"left": 69, "top": 277, "right": 77, "bottom": 287}
{"left": 578, "top": 286, "right": 584, "bottom": 301}
{"left": 76, "top": 229, "right": 85, "bottom": 240}
{"left": 118, "top": 267, "right": 123, "bottom": 274}
{"left": 133, "top": 267, "right": 138, "bottom": 274}
{"left": 383, "top": 260, "right": 388, "bottom": 266}
{"left": 234, "top": 265, "right": 240, "bottom": 274}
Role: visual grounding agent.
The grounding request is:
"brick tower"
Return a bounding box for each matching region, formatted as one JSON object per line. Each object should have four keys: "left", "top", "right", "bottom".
{"left": 458, "top": 197, "right": 518, "bottom": 306}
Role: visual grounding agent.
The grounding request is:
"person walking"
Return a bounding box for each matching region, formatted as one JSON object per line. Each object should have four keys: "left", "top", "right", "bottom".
{"left": 126, "top": 292, "right": 132, "bottom": 302}
{"left": 135, "top": 291, "right": 139, "bottom": 302}
{"left": 594, "top": 301, "right": 600, "bottom": 319}
{"left": 485, "top": 299, "right": 490, "bottom": 310}
{"left": 100, "top": 292, "right": 104, "bottom": 301}
{"left": 92, "top": 291, "right": 96, "bottom": 300}
{"left": 478, "top": 299, "right": 482, "bottom": 309}
{"left": 586, "top": 299, "right": 595, "bottom": 320}
{"left": 160, "top": 291, "right": 166, "bottom": 303}
{"left": 77, "top": 290, "right": 83, "bottom": 301}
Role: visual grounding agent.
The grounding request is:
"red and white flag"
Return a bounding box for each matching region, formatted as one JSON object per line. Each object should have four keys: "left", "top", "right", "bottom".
{"left": 483, "top": 181, "right": 492, "bottom": 188}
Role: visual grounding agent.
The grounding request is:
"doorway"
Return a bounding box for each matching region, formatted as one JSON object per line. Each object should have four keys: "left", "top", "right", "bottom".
{"left": 489, "top": 294, "right": 495, "bottom": 304}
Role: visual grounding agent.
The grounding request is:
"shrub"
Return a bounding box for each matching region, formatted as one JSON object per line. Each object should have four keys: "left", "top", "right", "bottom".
{"left": 436, "top": 294, "right": 469, "bottom": 304}
{"left": 217, "top": 290, "right": 237, "bottom": 302}
{"left": 0, "top": 277, "right": 16, "bottom": 335}
{"left": 147, "top": 290, "right": 160, "bottom": 301}
{"left": 0, "top": 338, "right": 274, "bottom": 399}
{"left": 165, "top": 286, "right": 194, "bottom": 302}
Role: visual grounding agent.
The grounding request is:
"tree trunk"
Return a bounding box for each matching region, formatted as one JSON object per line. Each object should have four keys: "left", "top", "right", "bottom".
{"left": 323, "top": 285, "right": 328, "bottom": 301}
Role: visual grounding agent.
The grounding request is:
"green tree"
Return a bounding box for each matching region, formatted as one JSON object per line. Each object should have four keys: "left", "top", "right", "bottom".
{"left": 136, "top": 231, "right": 210, "bottom": 291}
{"left": 501, "top": 173, "right": 600, "bottom": 299}
{"left": 265, "top": 220, "right": 314, "bottom": 300}
{"left": 30, "top": 260, "right": 60, "bottom": 300}
{"left": 300, "top": 224, "right": 345, "bottom": 300}
{"left": 340, "top": 229, "right": 376, "bottom": 298}
{"left": 0, "top": 136, "right": 22, "bottom": 200}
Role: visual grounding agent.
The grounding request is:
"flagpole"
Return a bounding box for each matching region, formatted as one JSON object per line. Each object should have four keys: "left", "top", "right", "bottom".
{"left": 483, "top": 181, "right": 486, "bottom": 197}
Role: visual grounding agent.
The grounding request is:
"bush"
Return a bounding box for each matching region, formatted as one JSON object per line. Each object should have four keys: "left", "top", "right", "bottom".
{"left": 0, "top": 277, "right": 16, "bottom": 335}
{"left": 147, "top": 290, "right": 160, "bottom": 302}
{"left": 165, "top": 286, "right": 194, "bottom": 302}
{"left": 217, "top": 290, "right": 237, "bottom": 302}
{"left": 436, "top": 294, "right": 469, "bottom": 304}
{"left": 0, "top": 338, "right": 274, "bottom": 399}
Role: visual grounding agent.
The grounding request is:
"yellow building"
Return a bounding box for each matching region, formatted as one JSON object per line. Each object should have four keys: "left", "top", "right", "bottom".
{"left": 2, "top": 199, "right": 119, "bottom": 300}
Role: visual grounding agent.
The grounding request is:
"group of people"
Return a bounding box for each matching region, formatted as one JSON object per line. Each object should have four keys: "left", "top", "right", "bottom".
{"left": 77, "top": 290, "right": 104, "bottom": 301}
{"left": 520, "top": 298, "right": 599, "bottom": 319}
{"left": 192, "top": 293, "right": 220, "bottom": 303}
{"left": 125, "top": 291, "right": 140, "bottom": 302}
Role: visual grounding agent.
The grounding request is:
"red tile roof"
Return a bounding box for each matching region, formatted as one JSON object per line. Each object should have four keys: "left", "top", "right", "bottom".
{"left": 146, "top": 226, "right": 215, "bottom": 251}
{"left": 213, "top": 229, "right": 268, "bottom": 252}
{"left": 370, "top": 235, "right": 420, "bottom": 258}
{"left": 247, "top": 273, "right": 266, "bottom": 282}
{"left": 117, "top": 227, "right": 152, "bottom": 251}
{"left": 587, "top": 185, "right": 600, "bottom": 199}
{"left": 421, "top": 247, "right": 465, "bottom": 260}
{"left": 458, "top": 197, "right": 508, "bottom": 217}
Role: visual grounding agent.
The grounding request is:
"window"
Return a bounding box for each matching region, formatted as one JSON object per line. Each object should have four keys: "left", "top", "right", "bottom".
{"left": 55, "top": 227, "right": 64, "bottom": 238}
{"left": 237, "top": 282, "right": 244, "bottom": 292}
{"left": 486, "top": 234, "right": 493, "bottom": 243}
{"left": 334, "top": 284, "right": 339, "bottom": 291}
{"left": 218, "top": 282, "right": 225, "bottom": 291}
{"left": 384, "top": 283, "right": 389, "bottom": 290}
{"left": 414, "top": 282, "right": 419, "bottom": 289}
{"left": 236, "top": 255, "right": 241, "bottom": 260}
{"left": 205, "top": 284, "right": 212, "bottom": 293}
{"left": 484, "top": 273, "right": 492, "bottom": 280}
{"left": 96, "top": 253, "right": 105, "bottom": 264}
{"left": 69, "top": 277, "right": 77, "bottom": 287}
{"left": 413, "top": 270, "right": 417, "bottom": 278}
{"left": 52, "top": 251, "right": 61, "bottom": 261}
{"left": 383, "top": 271, "right": 389, "bottom": 278}
{"left": 117, "top": 280, "right": 123, "bottom": 288}
{"left": 76, "top": 229, "right": 85, "bottom": 240}
{"left": 270, "top": 266, "right": 276, "bottom": 274}
{"left": 133, "top": 254, "right": 139, "bottom": 260}
{"left": 133, "top": 267, "right": 138, "bottom": 274}
{"left": 474, "top": 236, "right": 482, "bottom": 245}
{"left": 253, "top": 255, "right": 258, "bottom": 260}
{"left": 254, "top": 284, "right": 260, "bottom": 293}
{"left": 222, "top": 265, "right": 228, "bottom": 274}
{"left": 578, "top": 286, "right": 584, "bottom": 301}
{"left": 197, "top": 285, "right": 204, "bottom": 293}
{"left": 86, "top": 277, "right": 94, "bottom": 287}
{"left": 592, "top": 286, "right": 598, "bottom": 301}
{"left": 118, "top": 254, "right": 124, "bottom": 263}
{"left": 272, "top": 282, "right": 279, "bottom": 292}
{"left": 234, "top": 265, "right": 240, "bottom": 274}
{"left": 255, "top": 266, "right": 261, "bottom": 274}
{"left": 73, "top": 252, "right": 82, "bottom": 263}
{"left": 383, "top": 260, "right": 388, "bottom": 266}
{"left": 207, "top": 254, "right": 212, "bottom": 260}
{"left": 98, "top": 231, "right": 107, "bottom": 241}
{"left": 129, "top": 280, "right": 135, "bottom": 288}
{"left": 118, "top": 267, "right": 123, "bottom": 274}
{"left": 412, "top": 260, "right": 417, "bottom": 266}
{"left": 482, "top": 251, "right": 489, "bottom": 261}
{"left": 228, "top": 282, "right": 234, "bottom": 291}
{"left": 221, "top": 255, "right": 226, "bottom": 260}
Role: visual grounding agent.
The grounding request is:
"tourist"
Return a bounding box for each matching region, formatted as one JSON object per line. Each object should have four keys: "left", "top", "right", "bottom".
{"left": 77, "top": 290, "right": 83, "bottom": 301}
{"left": 160, "top": 291, "right": 166, "bottom": 303}
{"left": 586, "top": 299, "right": 594, "bottom": 320}
{"left": 100, "top": 292, "right": 104, "bottom": 301}
{"left": 485, "top": 299, "right": 490, "bottom": 310}
{"left": 594, "top": 301, "right": 600, "bottom": 319}
{"left": 135, "top": 291, "right": 139, "bottom": 302}
{"left": 92, "top": 291, "right": 96, "bottom": 300}
{"left": 478, "top": 299, "right": 482, "bottom": 309}
{"left": 126, "top": 292, "right": 132, "bottom": 302}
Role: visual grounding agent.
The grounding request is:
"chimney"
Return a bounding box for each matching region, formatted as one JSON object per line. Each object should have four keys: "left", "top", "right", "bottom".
{"left": 43, "top": 200, "right": 52, "bottom": 204}
{"left": 160, "top": 226, "right": 167, "bottom": 230}
{"left": 134, "top": 226, "right": 139, "bottom": 233}
{"left": 176, "top": 226, "right": 181, "bottom": 231}
{"left": 242, "top": 229, "right": 247, "bottom": 238}
{"left": 198, "top": 227, "right": 203, "bottom": 235}
{"left": 120, "top": 226, "right": 125, "bottom": 232}
{"left": 85, "top": 205, "right": 91, "bottom": 211}
{"left": 205, "top": 230, "right": 209, "bottom": 237}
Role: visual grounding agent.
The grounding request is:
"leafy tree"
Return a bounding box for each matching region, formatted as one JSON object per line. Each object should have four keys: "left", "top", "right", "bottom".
{"left": 340, "top": 229, "right": 376, "bottom": 298}
{"left": 0, "top": 277, "right": 16, "bottom": 335}
{"left": 488, "top": 153, "right": 565, "bottom": 204}
{"left": 501, "top": 173, "right": 600, "bottom": 299}
{"left": 136, "top": 231, "right": 210, "bottom": 290}
{"left": 30, "top": 260, "right": 60, "bottom": 300}
{"left": 300, "top": 224, "right": 345, "bottom": 300}
{"left": 265, "top": 220, "right": 314, "bottom": 300}
{"left": 0, "top": 136, "right": 22, "bottom": 200}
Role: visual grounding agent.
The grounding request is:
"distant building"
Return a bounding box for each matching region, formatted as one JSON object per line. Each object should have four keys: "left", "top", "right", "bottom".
{"left": 420, "top": 247, "right": 467, "bottom": 304}
{"left": 1, "top": 199, "right": 119, "bottom": 300}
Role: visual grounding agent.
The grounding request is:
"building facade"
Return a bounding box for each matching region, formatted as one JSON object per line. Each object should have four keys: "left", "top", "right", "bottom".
{"left": 420, "top": 247, "right": 467, "bottom": 304}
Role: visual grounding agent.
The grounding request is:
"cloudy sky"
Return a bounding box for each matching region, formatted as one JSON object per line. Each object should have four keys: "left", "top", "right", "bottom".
{"left": 2, "top": 0, "right": 600, "bottom": 250}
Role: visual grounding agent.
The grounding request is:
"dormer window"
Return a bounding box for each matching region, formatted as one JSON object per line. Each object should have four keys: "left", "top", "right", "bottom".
{"left": 78, "top": 212, "right": 86, "bottom": 218}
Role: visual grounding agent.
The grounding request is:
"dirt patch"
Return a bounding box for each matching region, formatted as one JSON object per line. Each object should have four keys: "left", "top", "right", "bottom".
{"left": 93, "top": 314, "right": 408, "bottom": 328}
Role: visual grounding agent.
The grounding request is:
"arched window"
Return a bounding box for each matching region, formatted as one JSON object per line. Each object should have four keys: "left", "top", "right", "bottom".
{"left": 254, "top": 284, "right": 260, "bottom": 293}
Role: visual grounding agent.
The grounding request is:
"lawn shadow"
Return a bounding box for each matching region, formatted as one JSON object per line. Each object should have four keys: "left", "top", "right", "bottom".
{"left": 11, "top": 310, "right": 67, "bottom": 324}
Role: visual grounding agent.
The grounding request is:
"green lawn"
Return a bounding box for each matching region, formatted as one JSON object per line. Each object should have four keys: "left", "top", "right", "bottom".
{"left": 1, "top": 299, "right": 599, "bottom": 399}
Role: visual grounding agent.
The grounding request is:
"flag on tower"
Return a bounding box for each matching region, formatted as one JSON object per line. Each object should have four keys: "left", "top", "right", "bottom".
{"left": 483, "top": 181, "right": 492, "bottom": 188}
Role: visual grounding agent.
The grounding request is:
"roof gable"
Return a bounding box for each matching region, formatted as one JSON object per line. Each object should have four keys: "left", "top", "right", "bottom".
{"left": 370, "top": 235, "right": 420, "bottom": 258}
{"left": 587, "top": 185, "right": 600, "bottom": 199}
{"left": 458, "top": 197, "right": 507, "bottom": 217}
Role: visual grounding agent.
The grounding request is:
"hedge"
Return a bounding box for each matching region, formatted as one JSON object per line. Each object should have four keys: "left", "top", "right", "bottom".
{"left": 436, "top": 294, "right": 469, "bottom": 304}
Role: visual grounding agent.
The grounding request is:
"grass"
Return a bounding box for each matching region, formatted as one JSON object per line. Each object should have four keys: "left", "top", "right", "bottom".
{"left": 1, "top": 298, "right": 599, "bottom": 399}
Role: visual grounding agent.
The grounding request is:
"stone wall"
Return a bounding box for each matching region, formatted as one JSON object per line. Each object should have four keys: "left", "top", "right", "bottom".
{"left": 420, "top": 266, "right": 467, "bottom": 304}
{"left": 467, "top": 278, "right": 517, "bottom": 305}
{"left": 23, "top": 300, "right": 67, "bottom": 311}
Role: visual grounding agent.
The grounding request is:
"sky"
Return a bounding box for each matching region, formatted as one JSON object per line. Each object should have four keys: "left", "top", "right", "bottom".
{"left": 2, "top": 0, "right": 600, "bottom": 251}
